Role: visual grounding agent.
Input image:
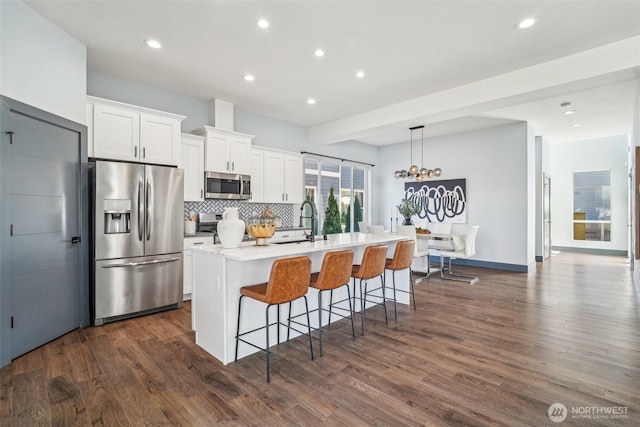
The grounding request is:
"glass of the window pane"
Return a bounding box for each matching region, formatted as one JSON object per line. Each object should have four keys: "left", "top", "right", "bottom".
{"left": 573, "top": 222, "right": 610, "bottom": 241}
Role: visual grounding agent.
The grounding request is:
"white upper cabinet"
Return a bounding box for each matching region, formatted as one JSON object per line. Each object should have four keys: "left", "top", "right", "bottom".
{"left": 251, "top": 147, "right": 303, "bottom": 204}
{"left": 88, "top": 96, "right": 185, "bottom": 166}
{"left": 263, "top": 150, "right": 285, "bottom": 202}
{"left": 180, "top": 134, "right": 205, "bottom": 202}
{"left": 193, "top": 126, "right": 253, "bottom": 175}
{"left": 250, "top": 148, "right": 264, "bottom": 203}
{"left": 283, "top": 154, "right": 303, "bottom": 204}
{"left": 140, "top": 113, "right": 181, "bottom": 165}
{"left": 92, "top": 104, "right": 140, "bottom": 161}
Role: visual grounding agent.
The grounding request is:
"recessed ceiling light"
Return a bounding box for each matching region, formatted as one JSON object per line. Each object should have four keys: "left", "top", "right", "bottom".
{"left": 517, "top": 17, "right": 537, "bottom": 29}
{"left": 573, "top": 123, "right": 583, "bottom": 128}
{"left": 314, "top": 49, "right": 325, "bottom": 57}
{"left": 145, "top": 39, "right": 162, "bottom": 49}
{"left": 307, "top": 98, "right": 316, "bottom": 105}
{"left": 564, "top": 110, "right": 576, "bottom": 115}
{"left": 257, "top": 19, "right": 269, "bottom": 29}
{"left": 243, "top": 74, "right": 255, "bottom": 82}
{"left": 356, "top": 71, "right": 365, "bottom": 79}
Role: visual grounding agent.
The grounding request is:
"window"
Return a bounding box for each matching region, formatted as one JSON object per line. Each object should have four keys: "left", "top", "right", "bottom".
{"left": 304, "top": 156, "right": 369, "bottom": 234}
{"left": 573, "top": 170, "right": 611, "bottom": 241}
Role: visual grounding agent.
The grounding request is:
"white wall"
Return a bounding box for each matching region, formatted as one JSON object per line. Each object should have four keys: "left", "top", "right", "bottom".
{"left": 88, "top": 71, "right": 209, "bottom": 132}
{"left": 378, "top": 122, "right": 535, "bottom": 270}
{"left": 0, "top": 0, "right": 86, "bottom": 124}
{"left": 550, "top": 135, "right": 629, "bottom": 251}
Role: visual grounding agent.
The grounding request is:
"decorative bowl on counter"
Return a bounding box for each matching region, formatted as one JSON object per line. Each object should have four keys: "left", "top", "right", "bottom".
{"left": 245, "top": 217, "right": 277, "bottom": 246}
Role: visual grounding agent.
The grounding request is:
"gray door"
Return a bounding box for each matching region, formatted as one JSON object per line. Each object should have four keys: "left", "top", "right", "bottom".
{"left": 144, "top": 165, "right": 183, "bottom": 256}
{"left": 9, "top": 110, "right": 81, "bottom": 358}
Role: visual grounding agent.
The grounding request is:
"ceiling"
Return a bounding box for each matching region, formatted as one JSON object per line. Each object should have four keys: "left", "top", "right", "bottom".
{"left": 25, "top": 0, "right": 640, "bottom": 146}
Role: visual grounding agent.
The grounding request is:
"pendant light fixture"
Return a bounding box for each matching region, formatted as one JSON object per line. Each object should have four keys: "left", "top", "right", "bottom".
{"left": 394, "top": 125, "right": 442, "bottom": 181}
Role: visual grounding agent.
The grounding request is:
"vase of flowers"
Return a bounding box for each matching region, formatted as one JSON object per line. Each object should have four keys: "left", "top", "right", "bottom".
{"left": 397, "top": 198, "right": 420, "bottom": 225}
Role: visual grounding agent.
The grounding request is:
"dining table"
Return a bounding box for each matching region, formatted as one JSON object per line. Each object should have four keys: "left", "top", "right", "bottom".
{"left": 414, "top": 232, "right": 454, "bottom": 274}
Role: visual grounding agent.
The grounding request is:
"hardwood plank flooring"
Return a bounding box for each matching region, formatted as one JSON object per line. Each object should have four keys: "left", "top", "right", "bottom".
{"left": 1, "top": 251, "right": 639, "bottom": 426}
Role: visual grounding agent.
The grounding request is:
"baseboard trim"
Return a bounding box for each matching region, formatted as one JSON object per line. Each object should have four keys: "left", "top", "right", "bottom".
{"left": 535, "top": 255, "right": 544, "bottom": 262}
{"left": 551, "top": 246, "right": 628, "bottom": 256}
{"left": 429, "top": 256, "right": 529, "bottom": 273}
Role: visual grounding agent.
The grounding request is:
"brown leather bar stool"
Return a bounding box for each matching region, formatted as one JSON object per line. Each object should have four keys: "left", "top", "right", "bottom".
{"left": 309, "top": 249, "right": 355, "bottom": 356}
{"left": 385, "top": 240, "right": 417, "bottom": 318}
{"left": 351, "top": 244, "right": 388, "bottom": 336}
{"left": 234, "top": 256, "right": 313, "bottom": 383}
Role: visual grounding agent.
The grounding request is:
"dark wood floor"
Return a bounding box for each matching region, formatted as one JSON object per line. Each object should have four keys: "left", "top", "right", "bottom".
{"left": 2, "top": 252, "right": 639, "bottom": 426}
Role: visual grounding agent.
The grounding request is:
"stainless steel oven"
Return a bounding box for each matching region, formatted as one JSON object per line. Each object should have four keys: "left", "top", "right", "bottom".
{"left": 204, "top": 171, "right": 251, "bottom": 200}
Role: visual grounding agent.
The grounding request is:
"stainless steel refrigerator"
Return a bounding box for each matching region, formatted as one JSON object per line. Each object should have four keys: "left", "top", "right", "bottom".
{"left": 90, "top": 160, "right": 184, "bottom": 325}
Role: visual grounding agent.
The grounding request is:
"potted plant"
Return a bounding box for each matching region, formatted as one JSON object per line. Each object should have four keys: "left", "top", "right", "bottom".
{"left": 397, "top": 198, "right": 420, "bottom": 225}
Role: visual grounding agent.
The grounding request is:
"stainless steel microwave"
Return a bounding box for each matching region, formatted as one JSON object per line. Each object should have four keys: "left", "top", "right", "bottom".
{"left": 204, "top": 171, "right": 251, "bottom": 200}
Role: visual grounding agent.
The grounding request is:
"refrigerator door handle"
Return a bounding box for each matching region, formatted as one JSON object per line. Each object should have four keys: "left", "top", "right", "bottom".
{"left": 100, "top": 257, "right": 181, "bottom": 268}
{"left": 137, "top": 178, "right": 144, "bottom": 241}
{"left": 146, "top": 179, "right": 152, "bottom": 241}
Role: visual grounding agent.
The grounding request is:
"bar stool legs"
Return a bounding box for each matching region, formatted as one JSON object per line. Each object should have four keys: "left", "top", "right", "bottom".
{"left": 385, "top": 240, "right": 418, "bottom": 317}
{"left": 354, "top": 274, "right": 388, "bottom": 336}
{"left": 317, "top": 286, "right": 355, "bottom": 356}
{"left": 236, "top": 296, "right": 314, "bottom": 383}
{"left": 234, "top": 255, "right": 313, "bottom": 383}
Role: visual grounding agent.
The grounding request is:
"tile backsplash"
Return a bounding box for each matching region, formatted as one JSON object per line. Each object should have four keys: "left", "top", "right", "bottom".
{"left": 184, "top": 200, "right": 296, "bottom": 228}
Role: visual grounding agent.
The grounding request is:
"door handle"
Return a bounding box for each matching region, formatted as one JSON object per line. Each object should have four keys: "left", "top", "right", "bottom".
{"left": 138, "top": 178, "right": 144, "bottom": 241}
{"left": 226, "top": 161, "right": 229, "bottom": 171}
{"left": 146, "top": 179, "right": 152, "bottom": 241}
{"left": 70, "top": 236, "right": 81, "bottom": 244}
{"left": 101, "top": 257, "right": 181, "bottom": 268}
{"left": 134, "top": 146, "right": 138, "bottom": 158}
{"left": 143, "top": 147, "right": 146, "bottom": 159}
{"left": 232, "top": 161, "right": 235, "bottom": 171}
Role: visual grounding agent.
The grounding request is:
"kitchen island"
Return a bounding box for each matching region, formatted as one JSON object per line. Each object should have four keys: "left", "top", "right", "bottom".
{"left": 191, "top": 232, "right": 409, "bottom": 364}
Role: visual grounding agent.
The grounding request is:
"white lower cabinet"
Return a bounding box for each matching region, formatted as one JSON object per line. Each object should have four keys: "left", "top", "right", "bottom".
{"left": 270, "top": 229, "right": 309, "bottom": 242}
{"left": 184, "top": 236, "right": 213, "bottom": 294}
{"left": 184, "top": 235, "right": 214, "bottom": 331}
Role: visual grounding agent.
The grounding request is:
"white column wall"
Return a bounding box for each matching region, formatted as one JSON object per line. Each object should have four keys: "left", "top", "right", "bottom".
{"left": 0, "top": 0, "right": 86, "bottom": 124}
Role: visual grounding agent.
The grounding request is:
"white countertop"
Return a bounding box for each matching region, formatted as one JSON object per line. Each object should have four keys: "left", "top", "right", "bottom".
{"left": 191, "top": 232, "right": 407, "bottom": 261}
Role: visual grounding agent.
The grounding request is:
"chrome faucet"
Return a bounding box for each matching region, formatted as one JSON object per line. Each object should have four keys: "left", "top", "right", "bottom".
{"left": 299, "top": 200, "right": 316, "bottom": 242}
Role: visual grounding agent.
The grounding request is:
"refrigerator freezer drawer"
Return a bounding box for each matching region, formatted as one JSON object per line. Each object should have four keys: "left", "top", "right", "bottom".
{"left": 94, "top": 253, "right": 183, "bottom": 324}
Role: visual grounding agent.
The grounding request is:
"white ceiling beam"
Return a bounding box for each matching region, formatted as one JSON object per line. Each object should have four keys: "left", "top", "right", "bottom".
{"left": 309, "top": 36, "right": 640, "bottom": 145}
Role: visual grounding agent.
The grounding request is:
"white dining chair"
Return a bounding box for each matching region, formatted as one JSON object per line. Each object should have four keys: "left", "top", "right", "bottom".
{"left": 428, "top": 222, "right": 453, "bottom": 251}
{"left": 396, "top": 225, "right": 430, "bottom": 276}
{"left": 367, "top": 225, "right": 385, "bottom": 235}
{"left": 439, "top": 225, "right": 479, "bottom": 284}
{"left": 357, "top": 221, "right": 368, "bottom": 233}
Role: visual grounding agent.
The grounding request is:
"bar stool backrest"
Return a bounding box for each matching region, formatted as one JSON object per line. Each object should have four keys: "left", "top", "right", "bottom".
{"left": 354, "top": 245, "right": 387, "bottom": 279}
{"left": 387, "top": 240, "right": 415, "bottom": 270}
{"left": 396, "top": 225, "right": 419, "bottom": 257}
{"left": 314, "top": 250, "right": 355, "bottom": 291}
{"left": 265, "top": 256, "right": 312, "bottom": 304}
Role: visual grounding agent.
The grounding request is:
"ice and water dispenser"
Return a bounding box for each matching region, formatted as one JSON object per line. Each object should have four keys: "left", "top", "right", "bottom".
{"left": 103, "top": 199, "right": 131, "bottom": 234}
